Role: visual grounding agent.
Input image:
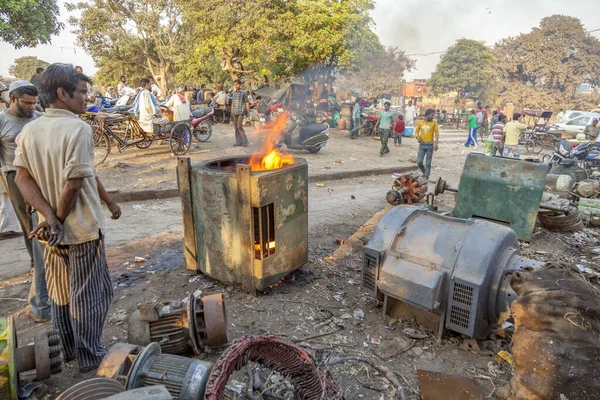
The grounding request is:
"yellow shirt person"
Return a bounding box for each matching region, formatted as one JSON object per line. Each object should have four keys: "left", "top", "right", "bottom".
{"left": 415, "top": 119, "right": 439, "bottom": 143}
{"left": 415, "top": 110, "right": 439, "bottom": 178}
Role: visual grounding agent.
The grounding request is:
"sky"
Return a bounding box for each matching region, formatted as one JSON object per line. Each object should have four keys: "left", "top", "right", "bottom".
{"left": 1, "top": 0, "right": 599, "bottom": 80}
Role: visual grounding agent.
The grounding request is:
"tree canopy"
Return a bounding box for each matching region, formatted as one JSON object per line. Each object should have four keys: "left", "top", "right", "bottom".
{"left": 493, "top": 15, "right": 600, "bottom": 108}
{"left": 0, "top": 0, "right": 63, "bottom": 48}
{"left": 335, "top": 47, "right": 415, "bottom": 98}
{"left": 66, "top": 0, "right": 397, "bottom": 90}
{"left": 66, "top": 0, "right": 186, "bottom": 92}
{"left": 428, "top": 39, "right": 496, "bottom": 102}
{"left": 9, "top": 56, "right": 49, "bottom": 80}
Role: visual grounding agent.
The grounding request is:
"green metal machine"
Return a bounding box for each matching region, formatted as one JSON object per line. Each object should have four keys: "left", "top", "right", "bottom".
{"left": 436, "top": 153, "right": 548, "bottom": 241}
{"left": 0, "top": 316, "right": 63, "bottom": 400}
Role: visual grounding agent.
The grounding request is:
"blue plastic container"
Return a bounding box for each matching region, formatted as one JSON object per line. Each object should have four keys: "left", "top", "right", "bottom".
{"left": 402, "top": 127, "right": 415, "bottom": 137}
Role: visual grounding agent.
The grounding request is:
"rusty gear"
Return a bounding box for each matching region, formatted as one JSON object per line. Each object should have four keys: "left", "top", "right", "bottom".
{"left": 204, "top": 335, "right": 343, "bottom": 400}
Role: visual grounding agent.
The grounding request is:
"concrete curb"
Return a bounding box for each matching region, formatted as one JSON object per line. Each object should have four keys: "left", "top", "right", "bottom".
{"left": 109, "top": 165, "right": 419, "bottom": 203}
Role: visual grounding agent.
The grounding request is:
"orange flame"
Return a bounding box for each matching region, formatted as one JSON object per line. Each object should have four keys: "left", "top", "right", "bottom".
{"left": 248, "top": 112, "right": 294, "bottom": 171}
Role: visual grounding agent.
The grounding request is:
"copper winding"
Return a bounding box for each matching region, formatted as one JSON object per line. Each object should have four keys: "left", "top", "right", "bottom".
{"left": 204, "top": 335, "right": 343, "bottom": 400}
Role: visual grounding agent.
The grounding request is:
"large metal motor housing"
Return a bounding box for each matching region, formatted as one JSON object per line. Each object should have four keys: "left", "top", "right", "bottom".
{"left": 127, "top": 293, "right": 228, "bottom": 355}
{"left": 363, "top": 206, "right": 543, "bottom": 339}
{"left": 97, "top": 343, "right": 212, "bottom": 400}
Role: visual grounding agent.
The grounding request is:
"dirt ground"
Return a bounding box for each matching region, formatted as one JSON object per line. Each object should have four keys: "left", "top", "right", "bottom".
{"left": 1, "top": 122, "right": 584, "bottom": 400}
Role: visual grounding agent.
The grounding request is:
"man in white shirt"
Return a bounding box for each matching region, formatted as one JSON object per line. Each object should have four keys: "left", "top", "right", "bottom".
{"left": 135, "top": 78, "right": 169, "bottom": 133}
{"left": 404, "top": 100, "right": 417, "bottom": 126}
{"left": 165, "top": 89, "right": 191, "bottom": 122}
{"left": 117, "top": 75, "right": 128, "bottom": 96}
{"left": 149, "top": 76, "right": 163, "bottom": 99}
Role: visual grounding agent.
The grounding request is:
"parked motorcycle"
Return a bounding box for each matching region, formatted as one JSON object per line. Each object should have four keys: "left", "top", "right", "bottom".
{"left": 278, "top": 113, "right": 330, "bottom": 153}
{"left": 190, "top": 108, "right": 214, "bottom": 142}
{"left": 543, "top": 139, "right": 591, "bottom": 182}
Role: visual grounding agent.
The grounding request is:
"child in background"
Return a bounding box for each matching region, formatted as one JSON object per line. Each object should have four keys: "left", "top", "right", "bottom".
{"left": 393, "top": 114, "right": 405, "bottom": 146}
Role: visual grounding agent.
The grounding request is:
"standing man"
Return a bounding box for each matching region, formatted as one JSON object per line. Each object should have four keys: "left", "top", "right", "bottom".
{"left": 415, "top": 109, "right": 439, "bottom": 179}
{"left": 0, "top": 81, "right": 49, "bottom": 322}
{"left": 393, "top": 114, "right": 405, "bottom": 146}
{"left": 231, "top": 79, "right": 250, "bottom": 147}
{"left": 350, "top": 97, "right": 362, "bottom": 139}
{"left": 491, "top": 110, "right": 499, "bottom": 126}
{"left": 489, "top": 114, "right": 507, "bottom": 156}
{"left": 117, "top": 75, "right": 128, "bottom": 96}
{"left": 14, "top": 64, "right": 121, "bottom": 372}
{"left": 196, "top": 84, "right": 207, "bottom": 104}
{"left": 501, "top": 112, "right": 529, "bottom": 159}
{"left": 30, "top": 68, "right": 44, "bottom": 89}
{"left": 465, "top": 109, "right": 478, "bottom": 149}
{"left": 375, "top": 101, "right": 394, "bottom": 156}
{"left": 404, "top": 100, "right": 417, "bottom": 126}
{"left": 555, "top": 108, "right": 565, "bottom": 123}
{"left": 584, "top": 119, "right": 599, "bottom": 141}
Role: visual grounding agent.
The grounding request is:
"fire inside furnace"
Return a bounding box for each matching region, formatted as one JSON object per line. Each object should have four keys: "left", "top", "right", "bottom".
{"left": 248, "top": 112, "right": 294, "bottom": 171}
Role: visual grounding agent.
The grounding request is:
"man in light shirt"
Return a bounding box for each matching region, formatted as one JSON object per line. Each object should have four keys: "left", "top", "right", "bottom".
{"left": 0, "top": 80, "right": 49, "bottom": 322}
{"left": 501, "top": 113, "right": 530, "bottom": 159}
{"left": 14, "top": 64, "right": 121, "bottom": 372}
{"left": 404, "top": 100, "right": 417, "bottom": 126}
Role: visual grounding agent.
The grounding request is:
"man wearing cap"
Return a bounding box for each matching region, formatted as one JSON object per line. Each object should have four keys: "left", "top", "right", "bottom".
{"left": 0, "top": 80, "right": 50, "bottom": 322}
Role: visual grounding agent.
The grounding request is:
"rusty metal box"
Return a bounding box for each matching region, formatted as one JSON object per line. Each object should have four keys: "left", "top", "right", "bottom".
{"left": 177, "top": 156, "right": 308, "bottom": 293}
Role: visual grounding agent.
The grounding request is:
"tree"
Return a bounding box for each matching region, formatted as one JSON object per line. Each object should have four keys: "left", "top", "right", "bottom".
{"left": 335, "top": 47, "right": 415, "bottom": 98}
{"left": 66, "top": 0, "right": 186, "bottom": 92}
{"left": 429, "top": 39, "right": 496, "bottom": 103}
{"left": 178, "top": 0, "right": 381, "bottom": 85}
{"left": 9, "top": 56, "right": 49, "bottom": 80}
{"left": 0, "top": 0, "right": 63, "bottom": 48}
{"left": 493, "top": 15, "right": 600, "bottom": 109}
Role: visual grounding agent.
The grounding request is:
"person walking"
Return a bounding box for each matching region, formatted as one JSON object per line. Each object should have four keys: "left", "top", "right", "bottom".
{"left": 404, "top": 100, "right": 417, "bottom": 126}
{"left": 375, "top": 101, "right": 394, "bottom": 156}
{"left": 415, "top": 109, "right": 439, "bottom": 179}
{"left": 501, "top": 112, "right": 529, "bottom": 159}
{"left": 231, "top": 79, "right": 250, "bottom": 147}
{"left": 393, "top": 114, "right": 405, "bottom": 146}
{"left": 350, "top": 97, "right": 362, "bottom": 139}
{"left": 0, "top": 80, "right": 50, "bottom": 322}
{"left": 465, "top": 109, "right": 478, "bottom": 148}
{"left": 14, "top": 64, "right": 121, "bottom": 372}
{"left": 415, "top": 109, "right": 440, "bottom": 179}
{"left": 489, "top": 114, "right": 507, "bottom": 156}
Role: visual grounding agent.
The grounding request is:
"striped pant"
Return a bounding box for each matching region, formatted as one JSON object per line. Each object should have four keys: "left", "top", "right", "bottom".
{"left": 44, "top": 234, "right": 113, "bottom": 371}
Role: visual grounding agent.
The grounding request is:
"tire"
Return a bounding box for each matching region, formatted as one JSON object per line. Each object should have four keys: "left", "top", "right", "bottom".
{"left": 135, "top": 138, "right": 153, "bottom": 149}
{"left": 94, "top": 133, "right": 110, "bottom": 166}
{"left": 169, "top": 123, "right": 192, "bottom": 155}
{"left": 525, "top": 139, "right": 543, "bottom": 154}
{"left": 193, "top": 120, "right": 212, "bottom": 142}
{"left": 307, "top": 145, "right": 322, "bottom": 153}
{"left": 549, "top": 164, "right": 588, "bottom": 183}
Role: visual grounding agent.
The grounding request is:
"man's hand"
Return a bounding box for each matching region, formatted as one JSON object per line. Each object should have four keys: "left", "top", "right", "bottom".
{"left": 108, "top": 201, "right": 121, "bottom": 220}
{"left": 434, "top": 143, "right": 439, "bottom": 151}
{"left": 416, "top": 136, "right": 422, "bottom": 143}
{"left": 30, "top": 215, "right": 64, "bottom": 246}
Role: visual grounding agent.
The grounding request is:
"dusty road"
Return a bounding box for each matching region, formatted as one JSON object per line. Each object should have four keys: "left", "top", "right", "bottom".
{"left": 0, "top": 121, "right": 570, "bottom": 399}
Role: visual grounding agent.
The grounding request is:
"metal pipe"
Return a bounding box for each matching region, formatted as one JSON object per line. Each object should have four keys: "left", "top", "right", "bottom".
{"left": 539, "top": 203, "right": 577, "bottom": 213}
